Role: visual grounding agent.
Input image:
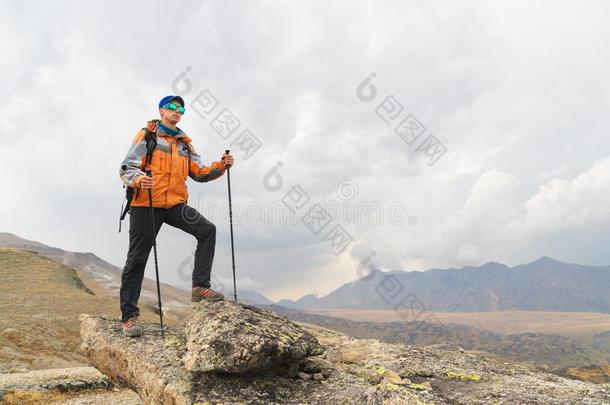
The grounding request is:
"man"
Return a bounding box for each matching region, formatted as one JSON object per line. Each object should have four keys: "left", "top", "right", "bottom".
{"left": 118, "top": 95, "right": 234, "bottom": 337}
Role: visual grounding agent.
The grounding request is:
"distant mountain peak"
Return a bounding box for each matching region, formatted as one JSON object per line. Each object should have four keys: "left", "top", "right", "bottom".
{"left": 533, "top": 255, "right": 561, "bottom": 264}
{"left": 479, "top": 260, "right": 509, "bottom": 269}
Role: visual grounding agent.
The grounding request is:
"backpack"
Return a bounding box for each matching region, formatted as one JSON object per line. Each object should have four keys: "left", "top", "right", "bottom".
{"left": 118, "top": 123, "right": 193, "bottom": 232}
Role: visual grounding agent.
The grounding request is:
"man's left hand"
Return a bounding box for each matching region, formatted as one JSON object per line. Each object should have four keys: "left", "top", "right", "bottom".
{"left": 222, "top": 152, "right": 234, "bottom": 168}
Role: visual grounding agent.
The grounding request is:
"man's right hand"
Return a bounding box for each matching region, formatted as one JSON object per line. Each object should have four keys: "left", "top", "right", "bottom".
{"left": 138, "top": 175, "right": 153, "bottom": 189}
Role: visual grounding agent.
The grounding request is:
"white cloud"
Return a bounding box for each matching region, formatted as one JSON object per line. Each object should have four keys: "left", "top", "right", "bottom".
{"left": 520, "top": 157, "right": 610, "bottom": 234}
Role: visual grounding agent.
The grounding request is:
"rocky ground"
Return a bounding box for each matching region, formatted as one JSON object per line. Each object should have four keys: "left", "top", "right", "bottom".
{"left": 78, "top": 300, "right": 610, "bottom": 405}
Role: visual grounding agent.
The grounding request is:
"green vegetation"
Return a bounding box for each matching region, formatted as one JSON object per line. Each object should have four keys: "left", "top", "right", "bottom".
{"left": 446, "top": 371, "right": 481, "bottom": 381}
{"left": 409, "top": 382, "right": 432, "bottom": 390}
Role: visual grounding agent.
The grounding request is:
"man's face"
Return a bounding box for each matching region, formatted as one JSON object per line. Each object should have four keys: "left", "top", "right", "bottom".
{"left": 159, "top": 99, "right": 183, "bottom": 124}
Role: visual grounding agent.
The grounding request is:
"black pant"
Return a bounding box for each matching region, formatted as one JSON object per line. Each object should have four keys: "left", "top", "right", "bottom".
{"left": 119, "top": 203, "right": 216, "bottom": 322}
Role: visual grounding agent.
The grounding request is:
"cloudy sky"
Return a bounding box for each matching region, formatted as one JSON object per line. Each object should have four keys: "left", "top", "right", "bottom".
{"left": 2, "top": 1, "right": 610, "bottom": 301}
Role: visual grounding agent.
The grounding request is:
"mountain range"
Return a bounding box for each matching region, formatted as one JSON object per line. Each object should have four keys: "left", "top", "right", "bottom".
{"left": 4, "top": 232, "right": 609, "bottom": 314}
{"left": 280, "top": 257, "right": 610, "bottom": 313}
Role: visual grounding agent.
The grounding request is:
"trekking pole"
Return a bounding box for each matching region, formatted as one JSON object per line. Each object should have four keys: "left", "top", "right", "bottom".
{"left": 145, "top": 169, "right": 165, "bottom": 338}
{"left": 222, "top": 150, "right": 237, "bottom": 303}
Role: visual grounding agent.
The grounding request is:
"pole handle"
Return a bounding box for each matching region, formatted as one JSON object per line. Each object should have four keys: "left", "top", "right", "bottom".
{"left": 222, "top": 150, "right": 231, "bottom": 169}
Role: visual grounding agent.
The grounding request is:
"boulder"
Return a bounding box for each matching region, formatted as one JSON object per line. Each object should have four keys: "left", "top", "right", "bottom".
{"left": 183, "top": 301, "right": 321, "bottom": 375}
{"left": 79, "top": 315, "right": 372, "bottom": 404}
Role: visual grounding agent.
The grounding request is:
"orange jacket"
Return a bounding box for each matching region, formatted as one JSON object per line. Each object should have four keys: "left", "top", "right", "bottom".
{"left": 119, "top": 119, "right": 226, "bottom": 209}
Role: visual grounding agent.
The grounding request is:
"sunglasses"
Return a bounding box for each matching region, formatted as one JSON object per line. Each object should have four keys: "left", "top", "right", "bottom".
{"left": 163, "top": 103, "right": 186, "bottom": 114}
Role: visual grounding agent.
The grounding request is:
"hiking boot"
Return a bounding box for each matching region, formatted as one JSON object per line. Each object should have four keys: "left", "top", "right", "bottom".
{"left": 122, "top": 316, "right": 143, "bottom": 337}
{"left": 192, "top": 286, "right": 225, "bottom": 302}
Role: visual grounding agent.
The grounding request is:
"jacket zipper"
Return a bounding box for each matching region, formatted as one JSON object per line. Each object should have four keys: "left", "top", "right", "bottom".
{"left": 165, "top": 138, "right": 172, "bottom": 208}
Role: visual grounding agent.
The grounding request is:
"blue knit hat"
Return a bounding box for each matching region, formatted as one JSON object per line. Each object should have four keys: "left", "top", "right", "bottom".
{"left": 159, "top": 95, "right": 185, "bottom": 109}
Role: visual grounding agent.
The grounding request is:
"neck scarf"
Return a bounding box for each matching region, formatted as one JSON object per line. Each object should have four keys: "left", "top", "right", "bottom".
{"left": 158, "top": 121, "right": 180, "bottom": 137}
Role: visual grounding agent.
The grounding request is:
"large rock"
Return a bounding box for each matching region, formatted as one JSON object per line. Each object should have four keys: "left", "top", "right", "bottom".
{"left": 183, "top": 301, "right": 321, "bottom": 375}
{"left": 79, "top": 315, "right": 372, "bottom": 404}
{"left": 79, "top": 315, "right": 193, "bottom": 404}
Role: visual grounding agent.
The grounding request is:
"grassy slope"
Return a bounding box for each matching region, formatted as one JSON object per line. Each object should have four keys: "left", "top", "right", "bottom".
{"left": 0, "top": 248, "right": 168, "bottom": 372}
{"left": 0, "top": 232, "right": 191, "bottom": 323}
